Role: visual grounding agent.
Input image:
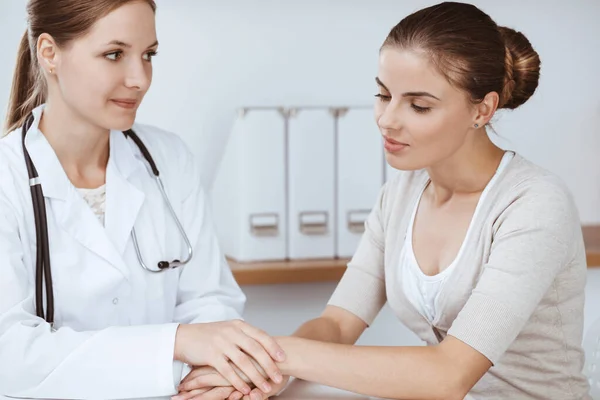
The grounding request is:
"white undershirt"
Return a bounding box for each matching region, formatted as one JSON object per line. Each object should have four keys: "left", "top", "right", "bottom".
{"left": 76, "top": 184, "right": 107, "bottom": 226}
{"left": 400, "top": 151, "right": 515, "bottom": 323}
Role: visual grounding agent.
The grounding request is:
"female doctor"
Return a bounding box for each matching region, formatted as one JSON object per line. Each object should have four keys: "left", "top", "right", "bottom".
{"left": 0, "top": 1, "right": 285, "bottom": 400}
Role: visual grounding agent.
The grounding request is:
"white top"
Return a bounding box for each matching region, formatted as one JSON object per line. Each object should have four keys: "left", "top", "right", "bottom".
{"left": 77, "top": 184, "right": 107, "bottom": 226}
{"left": 401, "top": 151, "right": 515, "bottom": 323}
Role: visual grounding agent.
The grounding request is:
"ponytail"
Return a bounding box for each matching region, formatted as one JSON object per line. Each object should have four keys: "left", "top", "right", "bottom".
{"left": 4, "top": 30, "right": 45, "bottom": 134}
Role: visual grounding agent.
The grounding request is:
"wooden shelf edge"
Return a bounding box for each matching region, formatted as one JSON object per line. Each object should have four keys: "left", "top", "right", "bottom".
{"left": 230, "top": 254, "right": 599, "bottom": 286}
{"left": 229, "top": 258, "right": 349, "bottom": 285}
{"left": 587, "top": 253, "right": 600, "bottom": 268}
{"left": 228, "top": 252, "right": 600, "bottom": 286}
{"left": 229, "top": 226, "right": 599, "bottom": 285}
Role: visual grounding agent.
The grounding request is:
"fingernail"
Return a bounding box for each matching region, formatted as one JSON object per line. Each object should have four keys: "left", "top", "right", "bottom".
{"left": 274, "top": 372, "right": 283, "bottom": 383}
{"left": 262, "top": 382, "right": 271, "bottom": 392}
{"left": 242, "top": 386, "right": 251, "bottom": 395}
{"left": 276, "top": 351, "right": 285, "bottom": 361}
{"left": 252, "top": 393, "right": 262, "bottom": 400}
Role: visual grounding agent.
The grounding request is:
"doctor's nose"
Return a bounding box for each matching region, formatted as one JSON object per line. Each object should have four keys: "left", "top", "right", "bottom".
{"left": 124, "top": 61, "right": 152, "bottom": 92}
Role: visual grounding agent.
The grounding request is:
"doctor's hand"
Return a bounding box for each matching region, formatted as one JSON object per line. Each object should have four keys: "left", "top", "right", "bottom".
{"left": 174, "top": 321, "right": 285, "bottom": 396}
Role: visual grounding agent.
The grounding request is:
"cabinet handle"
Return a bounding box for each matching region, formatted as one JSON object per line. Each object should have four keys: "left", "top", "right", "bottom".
{"left": 347, "top": 209, "right": 370, "bottom": 233}
{"left": 299, "top": 211, "right": 329, "bottom": 235}
{"left": 249, "top": 213, "right": 279, "bottom": 237}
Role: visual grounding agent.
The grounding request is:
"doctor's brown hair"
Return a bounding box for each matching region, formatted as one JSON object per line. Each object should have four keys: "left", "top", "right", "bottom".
{"left": 4, "top": 0, "right": 157, "bottom": 134}
{"left": 382, "top": 1, "right": 541, "bottom": 110}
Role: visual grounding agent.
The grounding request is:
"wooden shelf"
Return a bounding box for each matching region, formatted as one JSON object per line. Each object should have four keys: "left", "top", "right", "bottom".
{"left": 229, "top": 257, "right": 350, "bottom": 286}
{"left": 584, "top": 225, "right": 600, "bottom": 267}
{"left": 230, "top": 225, "right": 600, "bottom": 285}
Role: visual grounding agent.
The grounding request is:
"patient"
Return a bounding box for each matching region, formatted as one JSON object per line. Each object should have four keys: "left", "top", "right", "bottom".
{"left": 175, "top": 2, "right": 591, "bottom": 399}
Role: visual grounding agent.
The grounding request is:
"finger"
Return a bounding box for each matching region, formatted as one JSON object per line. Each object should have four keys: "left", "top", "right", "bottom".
{"left": 191, "top": 386, "right": 235, "bottom": 400}
{"left": 213, "top": 357, "right": 252, "bottom": 396}
{"left": 249, "top": 387, "right": 269, "bottom": 400}
{"left": 172, "top": 387, "right": 211, "bottom": 400}
{"left": 227, "top": 348, "right": 271, "bottom": 394}
{"left": 228, "top": 391, "right": 244, "bottom": 400}
{"left": 178, "top": 372, "right": 232, "bottom": 392}
{"left": 235, "top": 335, "right": 283, "bottom": 385}
{"left": 180, "top": 367, "right": 219, "bottom": 387}
{"left": 237, "top": 322, "right": 286, "bottom": 363}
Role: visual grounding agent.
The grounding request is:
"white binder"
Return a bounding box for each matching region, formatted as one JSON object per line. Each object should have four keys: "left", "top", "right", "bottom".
{"left": 336, "top": 108, "right": 385, "bottom": 258}
{"left": 211, "top": 108, "right": 287, "bottom": 262}
{"left": 287, "top": 108, "right": 336, "bottom": 259}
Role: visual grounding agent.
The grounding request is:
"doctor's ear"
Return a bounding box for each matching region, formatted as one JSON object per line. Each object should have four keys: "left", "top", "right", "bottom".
{"left": 37, "top": 33, "right": 59, "bottom": 76}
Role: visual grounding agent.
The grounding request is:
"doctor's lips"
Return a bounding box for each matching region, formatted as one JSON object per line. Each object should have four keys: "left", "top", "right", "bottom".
{"left": 383, "top": 136, "right": 409, "bottom": 152}
{"left": 110, "top": 98, "right": 138, "bottom": 109}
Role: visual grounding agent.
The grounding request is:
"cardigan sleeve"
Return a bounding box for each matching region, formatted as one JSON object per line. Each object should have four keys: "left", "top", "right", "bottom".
{"left": 447, "top": 177, "right": 582, "bottom": 364}
{"left": 327, "top": 184, "right": 388, "bottom": 326}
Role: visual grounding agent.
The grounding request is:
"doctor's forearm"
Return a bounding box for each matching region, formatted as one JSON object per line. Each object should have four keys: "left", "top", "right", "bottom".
{"left": 275, "top": 337, "right": 465, "bottom": 400}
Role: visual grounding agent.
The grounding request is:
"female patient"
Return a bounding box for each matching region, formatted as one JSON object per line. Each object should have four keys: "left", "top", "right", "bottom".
{"left": 178, "top": 2, "right": 591, "bottom": 399}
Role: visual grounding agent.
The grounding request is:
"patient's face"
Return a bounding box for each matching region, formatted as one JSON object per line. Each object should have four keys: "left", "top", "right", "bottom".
{"left": 374, "top": 48, "right": 477, "bottom": 171}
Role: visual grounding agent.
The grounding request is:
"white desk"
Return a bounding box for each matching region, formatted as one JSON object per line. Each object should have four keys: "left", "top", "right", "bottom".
{"left": 277, "top": 379, "right": 477, "bottom": 400}
{"left": 277, "top": 379, "right": 380, "bottom": 399}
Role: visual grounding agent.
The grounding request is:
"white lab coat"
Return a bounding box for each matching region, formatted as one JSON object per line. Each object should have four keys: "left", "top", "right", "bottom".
{"left": 0, "top": 105, "right": 246, "bottom": 399}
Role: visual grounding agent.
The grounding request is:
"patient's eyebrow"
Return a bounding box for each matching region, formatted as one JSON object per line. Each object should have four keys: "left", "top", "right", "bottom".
{"left": 376, "top": 77, "right": 441, "bottom": 101}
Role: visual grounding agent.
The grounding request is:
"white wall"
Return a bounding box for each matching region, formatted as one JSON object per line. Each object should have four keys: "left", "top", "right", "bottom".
{"left": 1, "top": 0, "right": 599, "bottom": 223}
{"left": 0, "top": 1, "right": 599, "bottom": 342}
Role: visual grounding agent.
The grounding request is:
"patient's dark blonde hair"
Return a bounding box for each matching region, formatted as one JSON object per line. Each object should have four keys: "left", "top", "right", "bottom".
{"left": 382, "top": 1, "right": 541, "bottom": 111}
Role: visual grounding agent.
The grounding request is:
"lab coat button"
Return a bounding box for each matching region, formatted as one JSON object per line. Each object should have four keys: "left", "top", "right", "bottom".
{"left": 112, "top": 297, "right": 119, "bottom": 305}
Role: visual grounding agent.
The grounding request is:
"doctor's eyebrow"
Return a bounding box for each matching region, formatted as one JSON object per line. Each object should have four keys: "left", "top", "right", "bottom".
{"left": 106, "top": 40, "right": 159, "bottom": 49}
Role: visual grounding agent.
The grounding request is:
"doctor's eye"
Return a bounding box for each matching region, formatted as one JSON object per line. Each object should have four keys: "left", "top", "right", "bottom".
{"left": 143, "top": 51, "right": 158, "bottom": 62}
{"left": 104, "top": 51, "right": 124, "bottom": 61}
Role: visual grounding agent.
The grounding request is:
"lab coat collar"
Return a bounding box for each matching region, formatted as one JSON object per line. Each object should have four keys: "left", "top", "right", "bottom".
{"left": 23, "top": 104, "right": 145, "bottom": 201}
{"left": 23, "top": 104, "right": 148, "bottom": 279}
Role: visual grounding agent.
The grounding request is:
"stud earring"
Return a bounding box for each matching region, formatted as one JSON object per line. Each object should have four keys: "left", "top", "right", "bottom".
{"left": 474, "top": 123, "right": 479, "bottom": 128}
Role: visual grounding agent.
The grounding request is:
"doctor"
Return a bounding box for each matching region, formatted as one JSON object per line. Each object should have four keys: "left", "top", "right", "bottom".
{"left": 0, "top": 1, "right": 285, "bottom": 400}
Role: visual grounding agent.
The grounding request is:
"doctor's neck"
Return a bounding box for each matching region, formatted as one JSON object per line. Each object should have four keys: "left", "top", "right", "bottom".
{"left": 39, "top": 98, "right": 110, "bottom": 189}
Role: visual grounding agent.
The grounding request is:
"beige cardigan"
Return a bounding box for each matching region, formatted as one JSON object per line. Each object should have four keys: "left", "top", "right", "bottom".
{"left": 328, "top": 153, "right": 591, "bottom": 399}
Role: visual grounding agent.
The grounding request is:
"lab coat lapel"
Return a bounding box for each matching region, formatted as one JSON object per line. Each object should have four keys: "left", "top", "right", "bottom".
{"left": 23, "top": 106, "right": 136, "bottom": 280}
{"left": 104, "top": 130, "right": 145, "bottom": 258}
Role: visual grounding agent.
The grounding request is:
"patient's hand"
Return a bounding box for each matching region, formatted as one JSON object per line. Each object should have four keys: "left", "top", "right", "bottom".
{"left": 176, "top": 364, "right": 275, "bottom": 400}
{"left": 240, "top": 375, "right": 291, "bottom": 400}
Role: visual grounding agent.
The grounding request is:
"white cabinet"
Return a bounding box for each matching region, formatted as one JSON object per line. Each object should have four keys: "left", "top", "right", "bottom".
{"left": 336, "top": 108, "right": 385, "bottom": 258}
{"left": 211, "top": 108, "right": 287, "bottom": 262}
{"left": 287, "top": 109, "right": 336, "bottom": 259}
{"left": 212, "top": 105, "right": 387, "bottom": 262}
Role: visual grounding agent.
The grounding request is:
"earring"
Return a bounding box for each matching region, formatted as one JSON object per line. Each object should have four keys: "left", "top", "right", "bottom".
{"left": 474, "top": 123, "right": 479, "bottom": 128}
{"left": 49, "top": 68, "right": 54, "bottom": 74}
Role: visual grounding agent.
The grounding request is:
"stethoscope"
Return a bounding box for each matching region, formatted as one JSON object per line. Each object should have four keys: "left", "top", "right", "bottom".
{"left": 21, "top": 113, "right": 194, "bottom": 326}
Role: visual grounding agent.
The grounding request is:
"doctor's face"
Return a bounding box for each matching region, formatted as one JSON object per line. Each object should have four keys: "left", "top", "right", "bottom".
{"left": 374, "top": 48, "right": 477, "bottom": 171}
{"left": 51, "top": 1, "right": 157, "bottom": 131}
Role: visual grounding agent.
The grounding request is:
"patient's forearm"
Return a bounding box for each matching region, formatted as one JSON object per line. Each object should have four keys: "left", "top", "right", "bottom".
{"left": 292, "top": 317, "right": 344, "bottom": 343}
